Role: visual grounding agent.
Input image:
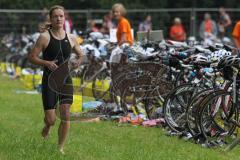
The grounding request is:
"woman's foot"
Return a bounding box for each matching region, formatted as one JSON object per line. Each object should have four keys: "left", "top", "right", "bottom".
{"left": 58, "top": 146, "right": 65, "bottom": 155}
{"left": 41, "top": 125, "right": 50, "bottom": 138}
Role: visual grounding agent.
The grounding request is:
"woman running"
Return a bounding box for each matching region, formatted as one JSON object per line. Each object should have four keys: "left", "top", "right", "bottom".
{"left": 28, "top": 5, "right": 83, "bottom": 154}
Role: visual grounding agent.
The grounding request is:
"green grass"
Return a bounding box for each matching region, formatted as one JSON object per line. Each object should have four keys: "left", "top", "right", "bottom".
{"left": 1, "top": 74, "right": 240, "bottom": 160}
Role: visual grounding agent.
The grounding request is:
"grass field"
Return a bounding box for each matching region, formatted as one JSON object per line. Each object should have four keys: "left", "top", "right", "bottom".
{"left": 1, "top": 74, "right": 240, "bottom": 160}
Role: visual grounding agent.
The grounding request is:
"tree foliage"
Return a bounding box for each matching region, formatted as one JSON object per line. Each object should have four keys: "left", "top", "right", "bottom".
{"left": 1, "top": 0, "right": 240, "bottom": 38}
{"left": 0, "top": 0, "right": 62, "bottom": 9}
{"left": 1, "top": 0, "right": 240, "bottom": 9}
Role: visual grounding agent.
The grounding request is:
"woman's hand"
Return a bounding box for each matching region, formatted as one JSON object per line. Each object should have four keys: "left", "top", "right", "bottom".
{"left": 45, "top": 60, "right": 58, "bottom": 71}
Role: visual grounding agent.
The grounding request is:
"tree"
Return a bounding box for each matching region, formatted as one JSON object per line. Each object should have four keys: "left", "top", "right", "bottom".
{"left": 0, "top": 0, "right": 62, "bottom": 9}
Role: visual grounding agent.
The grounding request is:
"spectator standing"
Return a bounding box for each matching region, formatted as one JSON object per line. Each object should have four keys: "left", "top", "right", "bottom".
{"left": 38, "top": 8, "right": 50, "bottom": 32}
{"left": 101, "top": 12, "right": 115, "bottom": 34}
{"left": 218, "top": 7, "right": 232, "bottom": 38}
{"left": 138, "top": 15, "right": 152, "bottom": 32}
{"left": 112, "top": 3, "right": 133, "bottom": 46}
{"left": 87, "top": 20, "right": 99, "bottom": 32}
{"left": 38, "top": 7, "right": 49, "bottom": 24}
{"left": 199, "top": 13, "right": 218, "bottom": 39}
{"left": 232, "top": 20, "right": 240, "bottom": 48}
{"left": 169, "top": 17, "right": 186, "bottom": 42}
{"left": 64, "top": 11, "right": 73, "bottom": 33}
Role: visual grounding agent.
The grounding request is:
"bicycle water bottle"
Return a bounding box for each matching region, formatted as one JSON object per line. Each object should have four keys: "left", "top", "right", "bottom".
{"left": 178, "top": 52, "right": 188, "bottom": 59}
{"left": 188, "top": 71, "right": 196, "bottom": 81}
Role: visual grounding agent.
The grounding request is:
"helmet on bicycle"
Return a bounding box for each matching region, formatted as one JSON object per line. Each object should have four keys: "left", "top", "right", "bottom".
{"left": 168, "top": 48, "right": 176, "bottom": 55}
{"left": 191, "top": 54, "right": 209, "bottom": 64}
{"left": 217, "top": 55, "right": 230, "bottom": 69}
{"left": 210, "top": 49, "right": 231, "bottom": 61}
{"left": 217, "top": 55, "right": 240, "bottom": 69}
{"left": 217, "top": 55, "right": 240, "bottom": 80}
{"left": 225, "top": 56, "right": 240, "bottom": 66}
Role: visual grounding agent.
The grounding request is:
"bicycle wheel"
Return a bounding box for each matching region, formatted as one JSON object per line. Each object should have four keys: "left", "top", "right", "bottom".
{"left": 174, "top": 70, "right": 185, "bottom": 87}
{"left": 144, "top": 95, "right": 164, "bottom": 120}
{"left": 198, "top": 90, "right": 238, "bottom": 144}
{"left": 163, "top": 84, "right": 203, "bottom": 132}
{"left": 120, "top": 88, "right": 136, "bottom": 114}
{"left": 120, "top": 88, "right": 147, "bottom": 116}
{"left": 186, "top": 88, "right": 215, "bottom": 138}
{"left": 144, "top": 83, "right": 173, "bottom": 120}
{"left": 80, "top": 65, "right": 90, "bottom": 85}
{"left": 92, "top": 69, "right": 111, "bottom": 101}
{"left": 81, "top": 60, "right": 103, "bottom": 85}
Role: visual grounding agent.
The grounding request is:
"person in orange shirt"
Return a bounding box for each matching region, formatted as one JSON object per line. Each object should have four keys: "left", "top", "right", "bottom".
{"left": 199, "top": 13, "right": 218, "bottom": 40}
{"left": 169, "top": 17, "right": 186, "bottom": 42}
{"left": 232, "top": 21, "right": 240, "bottom": 48}
{"left": 112, "top": 3, "right": 133, "bottom": 46}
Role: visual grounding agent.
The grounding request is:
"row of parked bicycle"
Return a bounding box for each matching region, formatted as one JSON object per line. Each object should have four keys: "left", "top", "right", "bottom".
{"left": 106, "top": 40, "right": 240, "bottom": 148}
{"left": 1, "top": 31, "right": 240, "bottom": 149}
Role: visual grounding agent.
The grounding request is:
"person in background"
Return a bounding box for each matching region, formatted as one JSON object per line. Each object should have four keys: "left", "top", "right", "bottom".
{"left": 101, "top": 11, "right": 115, "bottom": 34}
{"left": 169, "top": 17, "right": 186, "bottom": 42}
{"left": 199, "top": 13, "right": 218, "bottom": 40}
{"left": 38, "top": 7, "right": 49, "bottom": 24}
{"left": 38, "top": 8, "right": 50, "bottom": 33}
{"left": 64, "top": 11, "right": 73, "bottom": 33}
{"left": 218, "top": 7, "right": 232, "bottom": 38}
{"left": 112, "top": 3, "right": 133, "bottom": 46}
{"left": 87, "top": 19, "right": 99, "bottom": 32}
{"left": 232, "top": 20, "right": 240, "bottom": 49}
{"left": 138, "top": 15, "right": 152, "bottom": 32}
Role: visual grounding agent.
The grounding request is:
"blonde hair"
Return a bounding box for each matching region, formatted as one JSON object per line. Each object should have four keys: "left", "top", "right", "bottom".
{"left": 49, "top": 5, "right": 65, "bottom": 18}
{"left": 112, "top": 3, "right": 127, "bottom": 16}
{"left": 174, "top": 17, "right": 181, "bottom": 24}
{"left": 42, "top": 5, "right": 65, "bottom": 32}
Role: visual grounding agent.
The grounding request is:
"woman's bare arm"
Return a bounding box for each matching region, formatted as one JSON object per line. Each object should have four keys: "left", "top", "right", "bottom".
{"left": 69, "top": 34, "right": 84, "bottom": 67}
{"left": 28, "top": 34, "right": 58, "bottom": 71}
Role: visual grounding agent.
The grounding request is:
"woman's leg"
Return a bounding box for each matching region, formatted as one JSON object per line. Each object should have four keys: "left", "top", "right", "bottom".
{"left": 42, "top": 109, "right": 56, "bottom": 138}
{"left": 58, "top": 103, "right": 71, "bottom": 153}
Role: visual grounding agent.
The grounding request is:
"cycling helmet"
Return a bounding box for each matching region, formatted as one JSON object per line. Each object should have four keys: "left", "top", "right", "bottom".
{"left": 217, "top": 49, "right": 231, "bottom": 57}
{"left": 222, "top": 37, "right": 232, "bottom": 45}
{"left": 224, "top": 56, "right": 240, "bottom": 66}
{"left": 210, "top": 49, "right": 232, "bottom": 61}
{"left": 217, "top": 55, "right": 240, "bottom": 69}
{"left": 131, "top": 45, "right": 145, "bottom": 55}
{"left": 191, "top": 54, "right": 209, "bottom": 64}
{"left": 188, "top": 36, "right": 197, "bottom": 46}
{"left": 217, "top": 55, "right": 230, "bottom": 69}
{"left": 168, "top": 48, "right": 176, "bottom": 55}
{"left": 217, "top": 56, "right": 238, "bottom": 80}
